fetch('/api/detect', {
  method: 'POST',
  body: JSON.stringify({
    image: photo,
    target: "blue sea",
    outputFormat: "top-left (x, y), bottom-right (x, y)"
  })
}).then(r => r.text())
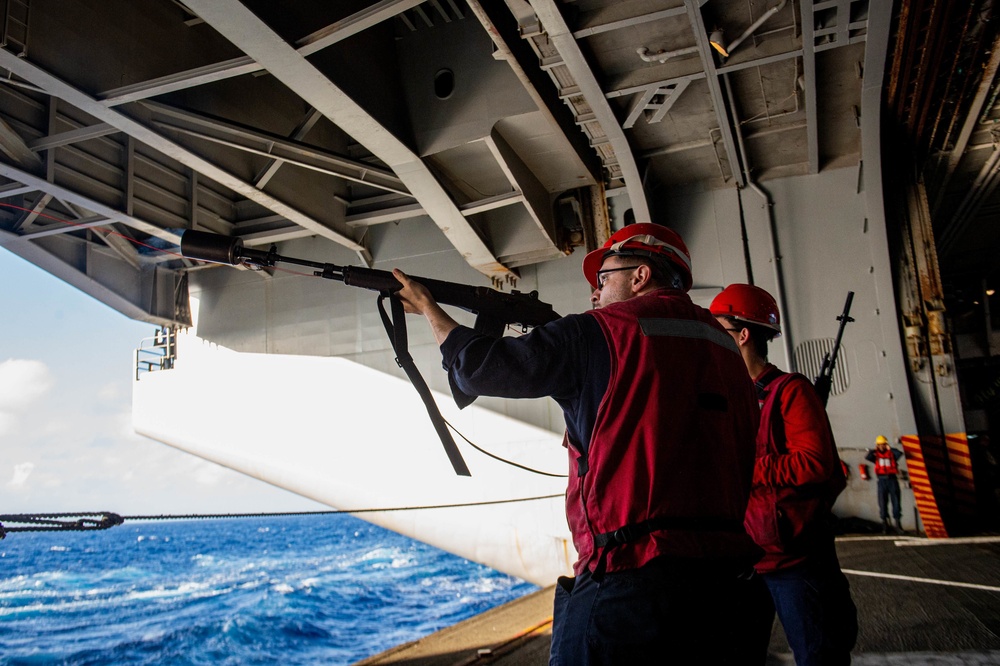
top-left (0, 514), bottom-right (539, 665)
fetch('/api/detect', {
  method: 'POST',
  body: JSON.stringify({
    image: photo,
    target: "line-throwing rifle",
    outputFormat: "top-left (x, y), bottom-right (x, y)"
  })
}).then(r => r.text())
top-left (181, 230), bottom-right (561, 477)
top-left (813, 291), bottom-right (855, 407)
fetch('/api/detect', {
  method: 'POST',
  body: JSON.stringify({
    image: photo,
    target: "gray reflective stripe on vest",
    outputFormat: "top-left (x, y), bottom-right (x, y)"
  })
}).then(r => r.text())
top-left (638, 318), bottom-right (740, 354)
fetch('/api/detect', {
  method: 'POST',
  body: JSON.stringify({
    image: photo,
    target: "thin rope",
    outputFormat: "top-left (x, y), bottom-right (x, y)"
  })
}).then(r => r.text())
top-left (446, 419), bottom-right (569, 478)
top-left (123, 494), bottom-right (564, 520)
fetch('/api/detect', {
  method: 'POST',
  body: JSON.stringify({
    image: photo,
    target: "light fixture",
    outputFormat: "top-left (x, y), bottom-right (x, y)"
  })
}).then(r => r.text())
top-left (988, 288), bottom-right (996, 296)
top-left (709, 30), bottom-right (729, 57)
top-left (708, 0), bottom-right (788, 59)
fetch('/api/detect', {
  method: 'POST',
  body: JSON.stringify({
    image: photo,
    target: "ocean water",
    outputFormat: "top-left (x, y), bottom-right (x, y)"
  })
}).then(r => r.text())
top-left (0, 514), bottom-right (539, 665)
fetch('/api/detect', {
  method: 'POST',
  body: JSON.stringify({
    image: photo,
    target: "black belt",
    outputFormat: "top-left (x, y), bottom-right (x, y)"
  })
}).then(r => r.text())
top-left (592, 515), bottom-right (744, 581)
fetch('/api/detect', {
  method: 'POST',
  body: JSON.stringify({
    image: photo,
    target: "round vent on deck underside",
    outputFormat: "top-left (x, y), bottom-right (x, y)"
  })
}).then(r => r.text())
top-left (434, 68), bottom-right (455, 99)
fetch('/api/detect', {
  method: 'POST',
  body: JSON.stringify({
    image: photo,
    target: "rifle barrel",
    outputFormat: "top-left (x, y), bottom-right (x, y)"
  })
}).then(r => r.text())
top-left (179, 230), bottom-right (560, 328)
top-left (828, 291), bottom-right (855, 361)
top-left (813, 290), bottom-right (855, 406)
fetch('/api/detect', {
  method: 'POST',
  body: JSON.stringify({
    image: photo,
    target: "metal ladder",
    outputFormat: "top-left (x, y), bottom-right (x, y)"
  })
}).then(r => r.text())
top-left (2, 0), bottom-right (29, 57)
top-left (135, 326), bottom-right (177, 380)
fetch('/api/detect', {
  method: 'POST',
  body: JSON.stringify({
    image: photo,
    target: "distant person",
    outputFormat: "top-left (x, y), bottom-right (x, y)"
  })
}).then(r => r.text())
top-left (866, 435), bottom-right (905, 533)
top-left (710, 283), bottom-right (857, 666)
top-left (393, 223), bottom-right (763, 664)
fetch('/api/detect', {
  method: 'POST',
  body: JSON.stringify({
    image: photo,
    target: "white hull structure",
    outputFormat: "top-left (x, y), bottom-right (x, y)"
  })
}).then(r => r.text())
top-left (133, 322), bottom-right (575, 586)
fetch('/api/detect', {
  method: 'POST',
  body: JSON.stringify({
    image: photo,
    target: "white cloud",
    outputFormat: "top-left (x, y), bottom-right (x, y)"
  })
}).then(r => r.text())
top-left (0, 359), bottom-right (54, 437)
top-left (0, 359), bottom-right (54, 410)
top-left (193, 461), bottom-right (226, 486)
top-left (97, 382), bottom-right (125, 403)
top-left (0, 412), bottom-right (14, 437)
top-left (9, 462), bottom-right (34, 487)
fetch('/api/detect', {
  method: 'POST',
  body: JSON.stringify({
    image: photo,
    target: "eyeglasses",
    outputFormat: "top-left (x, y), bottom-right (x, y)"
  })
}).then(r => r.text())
top-left (595, 265), bottom-right (641, 289)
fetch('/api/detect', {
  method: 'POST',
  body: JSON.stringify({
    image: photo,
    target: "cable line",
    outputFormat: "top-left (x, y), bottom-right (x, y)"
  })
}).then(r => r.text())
top-left (0, 494), bottom-right (564, 537)
top-left (446, 419), bottom-right (569, 478)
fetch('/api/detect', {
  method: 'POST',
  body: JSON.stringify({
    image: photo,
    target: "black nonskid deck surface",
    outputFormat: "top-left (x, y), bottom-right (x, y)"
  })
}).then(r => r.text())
top-left (803, 535), bottom-right (1000, 665)
top-left (359, 536), bottom-right (1000, 665)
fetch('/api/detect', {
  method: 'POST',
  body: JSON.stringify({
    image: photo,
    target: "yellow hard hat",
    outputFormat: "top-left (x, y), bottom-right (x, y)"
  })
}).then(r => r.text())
top-left (875, 435), bottom-right (889, 445)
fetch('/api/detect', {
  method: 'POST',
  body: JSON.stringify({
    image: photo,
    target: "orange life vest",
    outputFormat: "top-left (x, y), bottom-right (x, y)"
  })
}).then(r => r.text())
top-left (873, 448), bottom-right (899, 476)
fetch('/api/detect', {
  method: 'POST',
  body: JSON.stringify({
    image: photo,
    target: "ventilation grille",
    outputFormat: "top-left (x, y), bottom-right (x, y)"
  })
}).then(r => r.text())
top-left (793, 338), bottom-right (849, 397)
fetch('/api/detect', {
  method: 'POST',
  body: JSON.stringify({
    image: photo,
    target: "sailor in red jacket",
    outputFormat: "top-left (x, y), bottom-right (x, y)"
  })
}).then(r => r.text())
top-left (394, 225), bottom-right (762, 665)
top-left (711, 284), bottom-right (857, 666)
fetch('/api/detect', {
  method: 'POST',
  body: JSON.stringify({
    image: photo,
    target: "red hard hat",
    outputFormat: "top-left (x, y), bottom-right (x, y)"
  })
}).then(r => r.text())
top-left (709, 283), bottom-right (780, 332)
top-left (583, 223), bottom-right (692, 291)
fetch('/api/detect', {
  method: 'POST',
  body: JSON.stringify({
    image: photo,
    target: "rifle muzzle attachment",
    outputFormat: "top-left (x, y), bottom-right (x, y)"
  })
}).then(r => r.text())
top-left (181, 230), bottom-right (245, 266)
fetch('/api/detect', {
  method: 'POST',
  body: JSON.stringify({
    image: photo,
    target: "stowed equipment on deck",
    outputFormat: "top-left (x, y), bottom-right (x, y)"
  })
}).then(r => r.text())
top-left (180, 230), bottom-right (561, 477)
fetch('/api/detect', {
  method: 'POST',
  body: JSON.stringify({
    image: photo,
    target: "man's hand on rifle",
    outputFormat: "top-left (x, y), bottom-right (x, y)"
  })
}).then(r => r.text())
top-left (392, 268), bottom-right (435, 314)
top-left (392, 269), bottom-right (460, 345)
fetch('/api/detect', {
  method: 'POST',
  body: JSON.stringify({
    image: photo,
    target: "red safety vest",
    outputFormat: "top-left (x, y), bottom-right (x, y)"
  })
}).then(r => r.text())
top-left (873, 448), bottom-right (899, 476)
top-left (564, 289), bottom-right (761, 576)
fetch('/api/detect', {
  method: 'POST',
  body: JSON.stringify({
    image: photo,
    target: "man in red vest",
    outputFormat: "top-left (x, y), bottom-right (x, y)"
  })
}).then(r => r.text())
top-left (394, 224), bottom-right (763, 664)
top-left (866, 435), bottom-right (905, 533)
top-left (710, 283), bottom-right (857, 666)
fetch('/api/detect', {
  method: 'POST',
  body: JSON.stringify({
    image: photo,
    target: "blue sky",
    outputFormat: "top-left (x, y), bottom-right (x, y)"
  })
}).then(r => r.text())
top-left (0, 248), bottom-right (325, 517)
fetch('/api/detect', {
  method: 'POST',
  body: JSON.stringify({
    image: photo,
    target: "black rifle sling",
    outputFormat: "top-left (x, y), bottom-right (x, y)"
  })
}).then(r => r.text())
top-left (377, 294), bottom-right (472, 476)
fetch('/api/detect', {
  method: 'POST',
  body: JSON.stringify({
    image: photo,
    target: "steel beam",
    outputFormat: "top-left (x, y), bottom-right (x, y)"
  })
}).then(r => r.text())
top-left (466, 0), bottom-right (599, 187)
top-left (346, 202), bottom-right (427, 228)
top-left (623, 80), bottom-right (692, 129)
top-left (572, 7), bottom-right (688, 39)
top-left (0, 47), bottom-right (363, 252)
top-left (685, 0), bottom-right (744, 186)
top-left (931, 31), bottom-right (1000, 215)
top-left (0, 115), bottom-right (42, 169)
top-left (485, 130), bottom-right (559, 253)
top-left (346, 193), bottom-right (527, 228)
top-left (527, 0), bottom-right (650, 220)
top-left (182, 0), bottom-right (514, 281)
top-left (295, 0), bottom-right (428, 51)
top-left (99, 0), bottom-right (427, 106)
top-left (0, 183), bottom-right (35, 197)
top-left (607, 72), bottom-right (707, 100)
top-left (0, 161), bottom-right (180, 244)
top-left (20, 215), bottom-right (109, 239)
top-left (0, 222), bottom-right (187, 325)
top-left (801, 0), bottom-right (820, 173)
top-left (716, 48), bottom-right (803, 75)
top-left (144, 101), bottom-right (409, 196)
top-left (0, 172), bottom-right (190, 325)
top-left (27, 123), bottom-right (117, 151)
top-left (254, 108), bottom-right (323, 189)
